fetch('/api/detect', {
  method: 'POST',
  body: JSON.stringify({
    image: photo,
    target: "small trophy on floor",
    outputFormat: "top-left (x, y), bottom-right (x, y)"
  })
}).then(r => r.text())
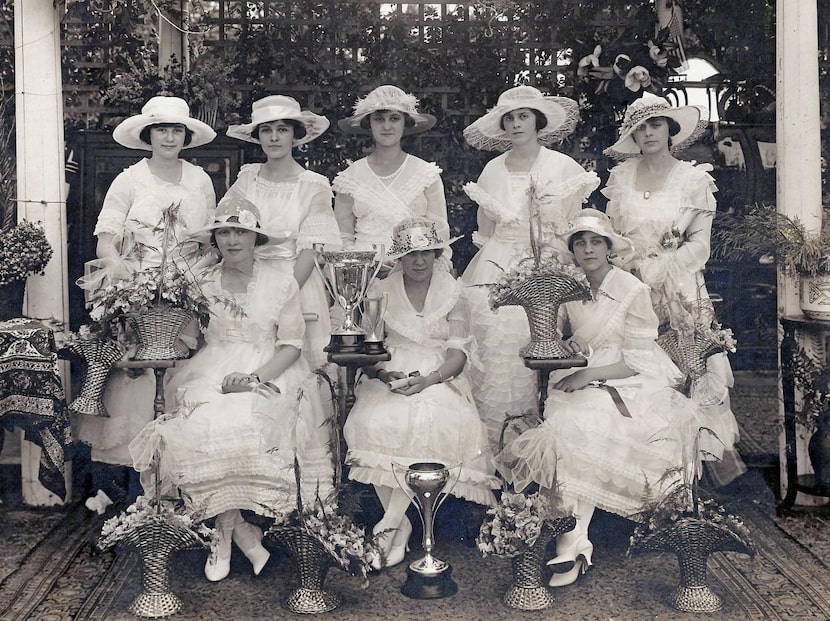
top-left (314, 244), bottom-right (383, 353)
top-left (394, 462), bottom-right (461, 599)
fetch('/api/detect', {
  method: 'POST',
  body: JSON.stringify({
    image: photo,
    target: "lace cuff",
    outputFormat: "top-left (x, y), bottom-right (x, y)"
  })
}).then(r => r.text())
top-left (463, 182), bottom-right (516, 224)
top-left (94, 209), bottom-right (128, 237)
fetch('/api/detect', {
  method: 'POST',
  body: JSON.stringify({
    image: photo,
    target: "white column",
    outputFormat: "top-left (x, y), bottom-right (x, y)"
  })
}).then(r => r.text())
top-left (13, 0), bottom-right (70, 506)
top-left (158, 0), bottom-right (188, 73)
top-left (776, 0), bottom-right (824, 505)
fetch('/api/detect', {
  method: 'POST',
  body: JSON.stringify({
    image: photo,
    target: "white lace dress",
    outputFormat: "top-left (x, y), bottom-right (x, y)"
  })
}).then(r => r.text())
top-left (604, 158), bottom-right (743, 484)
top-left (129, 260), bottom-right (333, 518)
top-left (75, 159), bottom-right (216, 466)
top-left (460, 148), bottom-right (599, 448)
top-left (343, 271), bottom-right (499, 506)
top-left (224, 165), bottom-right (341, 370)
top-left (498, 268), bottom-right (710, 517)
top-left (333, 155), bottom-right (450, 260)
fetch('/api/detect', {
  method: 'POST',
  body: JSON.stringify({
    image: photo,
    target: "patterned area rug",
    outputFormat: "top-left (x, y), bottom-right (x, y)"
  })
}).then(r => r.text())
top-left (731, 371), bottom-right (779, 459)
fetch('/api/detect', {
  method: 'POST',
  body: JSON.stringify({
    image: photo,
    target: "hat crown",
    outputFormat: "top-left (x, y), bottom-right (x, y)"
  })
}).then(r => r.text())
top-left (495, 85), bottom-right (546, 109)
top-left (214, 197), bottom-right (263, 228)
top-left (251, 95), bottom-right (303, 119)
top-left (141, 96), bottom-right (192, 119)
top-left (620, 98), bottom-right (674, 132)
top-left (353, 85), bottom-right (420, 117)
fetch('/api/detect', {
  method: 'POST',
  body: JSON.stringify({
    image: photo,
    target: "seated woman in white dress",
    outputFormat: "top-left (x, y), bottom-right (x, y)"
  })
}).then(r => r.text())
top-left (498, 209), bottom-right (713, 587)
top-left (130, 198), bottom-right (333, 582)
top-left (343, 217), bottom-right (499, 568)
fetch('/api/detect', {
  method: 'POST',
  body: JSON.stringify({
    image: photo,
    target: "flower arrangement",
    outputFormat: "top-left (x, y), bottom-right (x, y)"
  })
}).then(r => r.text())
top-left (97, 494), bottom-right (215, 552)
top-left (88, 261), bottom-right (212, 333)
top-left (267, 487), bottom-right (383, 586)
top-left (477, 490), bottom-right (561, 558)
top-left (0, 220), bottom-right (53, 286)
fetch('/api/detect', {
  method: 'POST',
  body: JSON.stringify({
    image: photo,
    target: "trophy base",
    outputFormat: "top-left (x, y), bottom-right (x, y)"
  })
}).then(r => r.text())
top-left (361, 340), bottom-right (387, 355)
top-left (324, 334), bottom-right (364, 353)
top-left (400, 564), bottom-right (458, 600)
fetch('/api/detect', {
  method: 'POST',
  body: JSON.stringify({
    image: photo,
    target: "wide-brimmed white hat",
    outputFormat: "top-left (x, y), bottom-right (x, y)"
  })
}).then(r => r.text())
top-left (603, 96), bottom-right (708, 160)
top-left (226, 95), bottom-right (330, 147)
top-left (337, 85), bottom-right (437, 136)
top-left (386, 216), bottom-right (462, 261)
top-left (463, 86), bottom-right (580, 151)
top-left (192, 196), bottom-right (292, 245)
top-left (559, 208), bottom-right (632, 257)
top-left (112, 96), bottom-right (216, 150)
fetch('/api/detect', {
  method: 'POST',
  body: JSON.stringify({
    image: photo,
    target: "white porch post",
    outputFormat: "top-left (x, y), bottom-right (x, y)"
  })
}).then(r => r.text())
top-left (776, 0), bottom-right (824, 504)
top-left (13, 0), bottom-right (70, 505)
top-left (158, 0), bottom-right (188, 73)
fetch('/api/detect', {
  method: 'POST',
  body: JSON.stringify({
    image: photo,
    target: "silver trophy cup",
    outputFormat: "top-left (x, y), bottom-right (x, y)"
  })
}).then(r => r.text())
top-left (313, 244), bottom-right (383, 352)
top-left (361, 293), bottom-right (388, 355)
top-left (393, 462), bottom-right (460, 599)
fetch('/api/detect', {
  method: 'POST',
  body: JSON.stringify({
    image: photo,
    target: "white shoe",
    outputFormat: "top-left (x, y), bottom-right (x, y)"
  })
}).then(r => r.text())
top-left (204, 510), bottom-right (241, 582)
top-left (232, 522), bottom-right (270, 576)
top-left (85, 490), bottom-right (113, 515)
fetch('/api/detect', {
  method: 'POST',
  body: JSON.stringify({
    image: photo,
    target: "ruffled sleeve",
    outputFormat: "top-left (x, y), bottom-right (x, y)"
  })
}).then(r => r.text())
top-left (674, 163), bottom-right (717, 274)
top-left (602, 159), bottom-right (637, 230)
top-left (295, 173), bottom-right (340, 251)
top-left (620, 283), bottom-right (683, 382)
top-left (275, 279), bottom-right (306, 350)
top-left (93, 166), bottom-right (136, 237)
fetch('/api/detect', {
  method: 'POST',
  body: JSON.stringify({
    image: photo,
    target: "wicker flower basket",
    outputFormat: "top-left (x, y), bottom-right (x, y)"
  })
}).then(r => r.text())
top-left (494, 273), bottom-right (592, 359)
top-left (129, 306), bottom-right (193, 361)
top-left (629, 517), bottom-right (754, 613)
top-left (656, 329), bottom-right (724, 381)
top-left (503, 515), bottom-right (577, 611)
top-left (267, 526), bottom-right (342, 614)
top-left (66, 337), bottom-right (123, 417)
top-left (120, 519), bottom-right (208, 618)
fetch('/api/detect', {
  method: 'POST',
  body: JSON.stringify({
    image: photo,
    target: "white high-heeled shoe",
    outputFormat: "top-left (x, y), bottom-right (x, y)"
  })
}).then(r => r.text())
top-left (546, 534), bottom-right (593, 587)
top-left (384, 519), bottom-right (412, 568)
top-left (232, 521), bottom-right (270, 576)
top-left (205, 511), bottom-right (242, 582)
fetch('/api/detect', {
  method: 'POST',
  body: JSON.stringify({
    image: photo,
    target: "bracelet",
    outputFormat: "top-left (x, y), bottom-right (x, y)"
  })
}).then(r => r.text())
top-left (249, 373), bottom-right (261, 384)
top-left (432, 369), bottom-right (444, 383)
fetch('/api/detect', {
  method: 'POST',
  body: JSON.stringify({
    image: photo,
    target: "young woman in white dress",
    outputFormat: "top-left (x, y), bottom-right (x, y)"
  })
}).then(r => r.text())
top-left (130, 198), bottom-right (333, 582)
top-left (333, 85), bottom-right (451, 268)
top-left (76, 96), bottom-right (216, 514)
top-left (343, 217), bottom-right (499, 568)
top-left (460, 86), bottom-right (600, 448)
top-left (224, 95), bottom-right (340, 370)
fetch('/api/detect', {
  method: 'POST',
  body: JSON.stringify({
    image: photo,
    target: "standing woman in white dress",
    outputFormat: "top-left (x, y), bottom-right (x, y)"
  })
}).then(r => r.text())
top-left (343, 217), bottom-right (499, 568)
top-left (602, 96), bottom-right (744, 485)
top-left (333, 85), bottom-right (451, 267)
top-left (224, 95), bottom-right (340, 370)
top-left (76, 96), bottom-right (216, 513)
top-left (460, 86), bottom-right (599, 448)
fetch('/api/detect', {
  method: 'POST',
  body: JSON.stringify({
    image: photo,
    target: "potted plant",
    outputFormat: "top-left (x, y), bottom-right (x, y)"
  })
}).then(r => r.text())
top-left (713, 202), bottom-right (830, 319)
top-left (97, 494), bottom-right (216, 618)
top-left (0, 220), bottom-right (53, 320)
top-left (781, 338), bottom-right (830, 486)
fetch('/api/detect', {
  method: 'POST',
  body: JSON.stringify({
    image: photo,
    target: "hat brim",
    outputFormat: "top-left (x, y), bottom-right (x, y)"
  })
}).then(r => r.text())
top-left (558, 221), bottom-right (632, 257)
top-left (190, 223), bottom-right (293, 246)
top-left (463, 97), bottom-right (580, 152)
top-left (112, 114), bottom-right (217, 151)
top-left (386, 235), bottom-right (463, 261)
top-left (603, 105), bottom-right (708, 160)
top-left (337, 110), bottom-right (437, 136)
top-left (226, 112), bottom-right (330, 147)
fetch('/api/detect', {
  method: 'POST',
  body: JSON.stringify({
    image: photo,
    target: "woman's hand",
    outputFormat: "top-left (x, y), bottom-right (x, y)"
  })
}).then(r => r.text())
top-left (392, 373), bottom-right (436, 396)
top-left (221, 372), bottom-right (258, 393)
top-left (552, 369), bottom-right (593, 393)
top-left (564, 336), bottom-right (589, 356)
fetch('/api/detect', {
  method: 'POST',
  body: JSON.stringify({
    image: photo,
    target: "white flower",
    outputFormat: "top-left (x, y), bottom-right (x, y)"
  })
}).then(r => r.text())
top-left (237, 209), bottom-right (258, 228)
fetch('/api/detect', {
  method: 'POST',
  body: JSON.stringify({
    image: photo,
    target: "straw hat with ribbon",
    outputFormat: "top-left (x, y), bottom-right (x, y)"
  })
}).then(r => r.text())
top-left (112, 96), bottom-right (216, 150)
top-left (337, 85), bottom-right (437, 136)
top-left (603, 96), bottom-right (708, 160)
top-left (226, 95), bottom-right (330, 147)
top-left (463, 85), bottom-right (580, 152)
top-left (192, 197), bottom-right (292, 246)
top-left (558, 208), bottom-right (633, 258)
top-left (386, 217), bottom-right (462, 261)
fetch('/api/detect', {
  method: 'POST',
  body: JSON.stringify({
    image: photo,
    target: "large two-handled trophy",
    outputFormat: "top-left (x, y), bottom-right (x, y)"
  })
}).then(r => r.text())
top-left (393, 462), bottom-right (461, 599)
top-left (314, 244), bottom-right (384, 353)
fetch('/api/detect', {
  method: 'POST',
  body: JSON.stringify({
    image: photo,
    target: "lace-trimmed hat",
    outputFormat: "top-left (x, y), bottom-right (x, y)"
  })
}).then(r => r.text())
top-left (337, 85), bottom-right (437, 136)
top-left (387, 217), bottom-right (462, 261)
top-left (603, 96), bottom-right (708, 160)
top-left (227, 95), bottom-right (330, 146)
top-left (193, 197), bottom-right (292, 245)
top-left (559, 208), bottom-right (632, 256)
top-left (463, 86), bottom-right (580, 152)
top-left (112, 96), bottom-right (216, 150)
